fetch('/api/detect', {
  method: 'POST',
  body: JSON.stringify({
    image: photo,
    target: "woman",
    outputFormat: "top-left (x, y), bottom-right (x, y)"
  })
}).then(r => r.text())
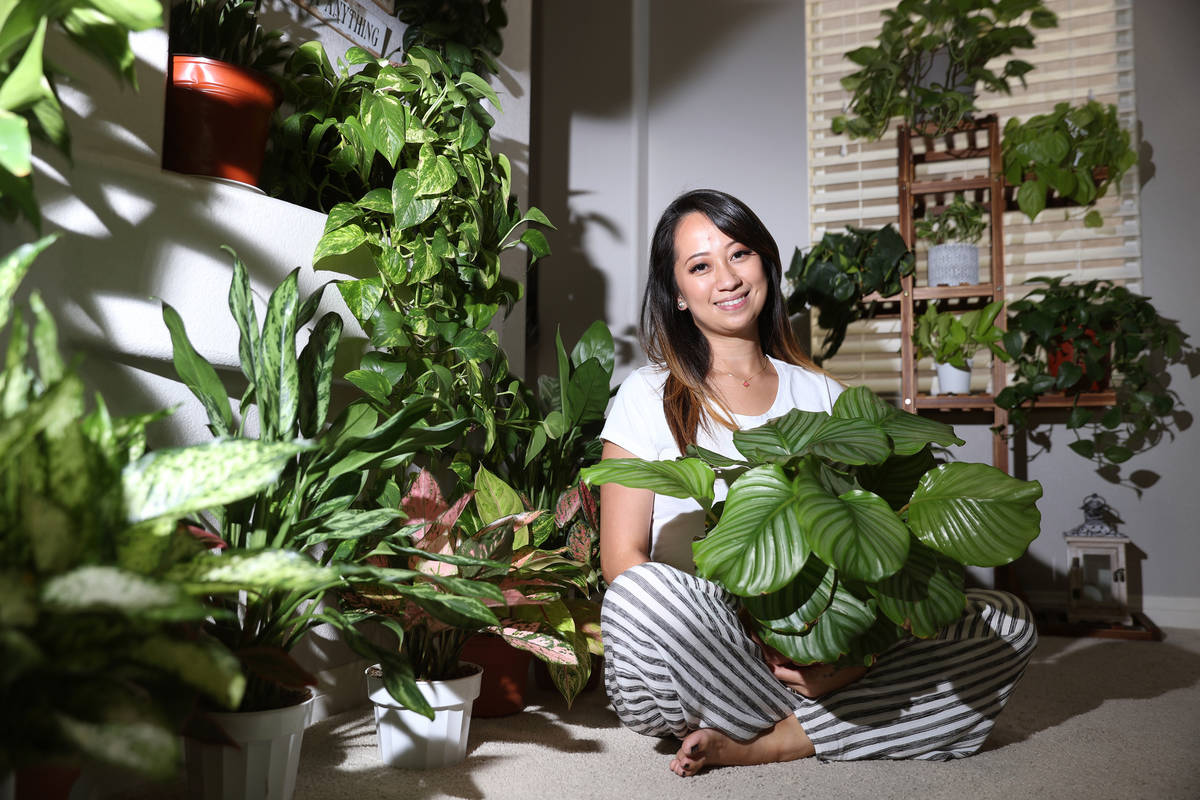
top-left (598, 189), bottom-right (1037, 777)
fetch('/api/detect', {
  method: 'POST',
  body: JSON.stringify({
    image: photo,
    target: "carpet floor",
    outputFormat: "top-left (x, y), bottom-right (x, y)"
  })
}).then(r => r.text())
top-left (105, 627), bottom-right (1200, 800)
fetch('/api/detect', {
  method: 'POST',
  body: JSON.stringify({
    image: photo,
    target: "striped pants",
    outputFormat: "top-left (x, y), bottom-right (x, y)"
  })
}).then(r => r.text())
top-left (601, 561), bottom-right (1038, 761)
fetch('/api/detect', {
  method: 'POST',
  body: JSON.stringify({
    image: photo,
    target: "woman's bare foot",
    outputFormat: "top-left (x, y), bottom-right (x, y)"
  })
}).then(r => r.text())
top-left (669, 714), bottom-right (815, 777)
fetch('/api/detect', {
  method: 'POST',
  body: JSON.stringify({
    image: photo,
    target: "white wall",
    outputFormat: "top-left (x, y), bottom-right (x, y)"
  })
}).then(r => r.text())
top-left (532, 0), bottom-right (809, 381)
top-left (533, 2), bottom-right (1200, 626)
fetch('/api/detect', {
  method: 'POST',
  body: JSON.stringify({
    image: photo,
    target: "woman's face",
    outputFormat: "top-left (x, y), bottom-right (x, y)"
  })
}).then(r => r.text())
top-left (672, 211), bottom-right (768, 343)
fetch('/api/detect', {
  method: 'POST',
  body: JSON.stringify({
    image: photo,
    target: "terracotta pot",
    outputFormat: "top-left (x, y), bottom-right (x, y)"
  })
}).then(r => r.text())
top-left (14, 765), bottom-right (80, 800)
top-left (460, 635), bottom-right (532, 717)
top-left (162, 55), bottom-right (281, 188)
top-left (1047, 329), bottom-right (1111, 393)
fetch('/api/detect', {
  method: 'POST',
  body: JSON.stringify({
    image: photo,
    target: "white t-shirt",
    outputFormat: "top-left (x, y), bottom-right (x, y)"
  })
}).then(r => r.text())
top-left (600, 356), bottom-right (842, 573)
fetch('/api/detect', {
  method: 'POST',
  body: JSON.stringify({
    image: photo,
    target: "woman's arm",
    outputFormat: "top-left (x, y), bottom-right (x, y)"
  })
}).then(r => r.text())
top-left (598, 441), bottom-right (656, 584)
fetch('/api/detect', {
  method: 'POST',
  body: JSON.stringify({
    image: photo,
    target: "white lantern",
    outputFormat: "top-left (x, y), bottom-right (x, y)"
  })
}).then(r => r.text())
top-left (1064, 494), bottom-right (1132, 626)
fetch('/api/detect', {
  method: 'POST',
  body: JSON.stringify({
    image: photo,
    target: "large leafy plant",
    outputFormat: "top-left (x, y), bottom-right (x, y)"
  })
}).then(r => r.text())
top-left (349, 466), bottom-right (600, 706)
top-left (159, 249), bottom-right (483, 714)
top-left (0, 240), bottom-right (304, 779)
top-left (832, 0), bottom-right (1057, 140)
top-left (1002, 100), bottom-right (1137, 227)
top-left (582, 387), bottom-right (1043, 665)
top-left (996, 276), bottom-right (1191, 474)
top-left (0, 0), bottom-right (161, 228)
top-left (786, 224), bottom-right (915, 364)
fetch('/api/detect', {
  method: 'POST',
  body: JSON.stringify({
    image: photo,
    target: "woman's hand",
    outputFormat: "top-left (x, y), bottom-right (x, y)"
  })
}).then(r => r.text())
top-left (752, 627), bottom-right (869, 698)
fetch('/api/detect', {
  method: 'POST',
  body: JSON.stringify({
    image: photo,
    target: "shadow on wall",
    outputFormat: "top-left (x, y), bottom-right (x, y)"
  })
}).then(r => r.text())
top-left (530, 1), bottom-right (779, 378)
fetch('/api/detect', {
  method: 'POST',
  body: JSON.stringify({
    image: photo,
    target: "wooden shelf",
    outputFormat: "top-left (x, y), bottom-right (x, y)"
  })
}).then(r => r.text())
top-left (907, 176), bottom-right (994, 196)
top-left (915, 394), bottom-right (999, 411)
top-left (912, 283), bottom-right (1002, 301)
top-left (1026, 391), bottom-right (1118, 409)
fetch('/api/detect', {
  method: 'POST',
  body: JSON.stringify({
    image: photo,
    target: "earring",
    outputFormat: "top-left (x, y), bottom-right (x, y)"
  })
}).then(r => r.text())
top-left (677, 299), bottom-right (687, 310)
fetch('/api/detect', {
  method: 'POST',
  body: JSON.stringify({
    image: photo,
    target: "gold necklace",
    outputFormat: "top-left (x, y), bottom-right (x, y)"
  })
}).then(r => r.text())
top-left (714, 355), bottom-right (770, 388)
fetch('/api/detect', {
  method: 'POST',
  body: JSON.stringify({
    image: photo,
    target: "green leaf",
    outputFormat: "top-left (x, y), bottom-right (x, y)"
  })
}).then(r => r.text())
top-left (760, 585), bottom-right (877, 665)
top-left (130, 634), bottom-right (246, 710)
top-left (345, 368), bottom-right (393, 404)
top-left (161, 302), bottom-right (233, 437)
top-left (297, 312), bottom-right (342, 437)
top-left (314, 224), bottom-right (368, 263)
top-left (869, 539), bottom-right (966, 638)
top-left (799, 478), bottom-right (910, 583)
top-left (569, 320), bottom-right (615, 374)
top-left (1017, 178), bottom-right (1048, 221)
top-left (361, 93), bottom-right (406, 166)
top-left (474, 466), bottom-right (525, 524)
top-left (257, 271), bottom-right (301, 439)
top-left (225, 249), bottom-right (260, 389)
top-left (742, 556), bottom-right (834, 634)
top-left (458, 70), bottom-right (501, 108)
top-left (908, 463), bottom-right (1042, 567)
top-left (734, 410), bottom-right (893, 465)
top-left (1, 235), bottom-right (57, 328)
top-left (41, 566), bottom-right (210, 621)
top-left (0, 109), bottom-right (31, 176)
top-left (416, 144), bottom-right (458, 196)
top-left (693, 465), bottom-right (812, 595)
top-left (123, 440), bottom-right (309, 524)
top-left (391, 169), bottom-right (440, 230)
top-left (579, 458), bottom-right (715, 504)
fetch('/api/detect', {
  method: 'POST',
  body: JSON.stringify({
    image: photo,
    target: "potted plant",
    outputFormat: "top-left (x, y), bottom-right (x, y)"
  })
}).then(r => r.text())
top-left (996, 276), bottom-right (1191, 472)
top-left (915, 193), bottom-right (986, 286)
top-left (1002, 100), bottom-right (1138, 227)
top-left (832, 0), bottom-right (1057, 140)
top-left (581, 386), bottom-right (1043, 666)
top-left (349, 464), bottom-right (599, 768)
top-left (0, 240), bottom-right (305, 799)
top-left (913, 300), bottom-right (1009, 395)
top-left (164, 0), bottom-right (293, 187)
top-left (158, 250), bottom-right (487, 799)
top-left (785, 224), bottom-right (915, 364)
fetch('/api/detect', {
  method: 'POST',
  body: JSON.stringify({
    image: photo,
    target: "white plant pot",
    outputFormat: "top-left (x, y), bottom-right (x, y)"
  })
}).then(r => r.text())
top-left (365, 662), bottom-right (483, 769)
top-left (935, 360), bottom-right (973, 395)
top-left (184, 695), bottom-right (314, 800)
top-left (928, 242), bottom-right (979, 286)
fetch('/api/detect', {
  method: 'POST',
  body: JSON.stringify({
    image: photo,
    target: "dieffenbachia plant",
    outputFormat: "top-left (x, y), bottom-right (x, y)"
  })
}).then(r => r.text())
top-left (0, 239), bottom-right (306, 779)
top-left (581, 386), bottom-right (1043, 665)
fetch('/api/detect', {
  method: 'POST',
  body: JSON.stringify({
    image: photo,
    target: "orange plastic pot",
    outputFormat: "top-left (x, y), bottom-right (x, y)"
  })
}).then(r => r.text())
top-left (162, 55), bottom-right (281, 187)
top-left (460, 634), bottom-right (532, 717)
top-left (1047, 328), bottom-right (1111, 393)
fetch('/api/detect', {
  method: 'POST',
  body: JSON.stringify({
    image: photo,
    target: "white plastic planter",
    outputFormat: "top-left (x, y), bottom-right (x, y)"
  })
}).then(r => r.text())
top-left (935, 360), bottom-right (973, 395)
top-left (928, 243), bottom-right (979, 286)
top-left (184, 695), bottom-right (314, 800)
top-left (365, 662), bottom-right (483, 769)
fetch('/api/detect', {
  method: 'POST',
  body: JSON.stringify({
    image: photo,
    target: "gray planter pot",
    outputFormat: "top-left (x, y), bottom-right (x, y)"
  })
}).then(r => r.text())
top-left (928, 243), bottom-right (980, 286)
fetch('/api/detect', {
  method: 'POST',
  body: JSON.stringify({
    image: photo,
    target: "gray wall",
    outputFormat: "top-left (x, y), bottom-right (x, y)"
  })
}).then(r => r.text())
top-left (533, 2), bottom-right (1200, 626)
top-left (532, 0), bottom-right (809, 381)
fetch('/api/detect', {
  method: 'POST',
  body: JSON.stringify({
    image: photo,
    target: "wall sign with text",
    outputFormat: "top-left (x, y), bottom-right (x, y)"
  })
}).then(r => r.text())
top-left (287, 0), bottom-right (405, 59)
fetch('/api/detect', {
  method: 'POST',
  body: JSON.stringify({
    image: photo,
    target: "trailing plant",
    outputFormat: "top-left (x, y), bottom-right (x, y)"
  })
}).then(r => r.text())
top-left (348, 466), bottom-right (601, 706)
top-left (914, 193), bottom-right (986, 245)
top-left (0, 240), bottom-right (305, 779)
top-left (159, 249), bottom-right (490, 717)
top-left (0, 0), bottom-right (161, 228)
top-left (581, 386), bottom-right (1043, 666)
top-left (913, 300), bottom-right (1009, 369)
top-left (832, 0), bottom-right (1057, 140)
top-left (785, 224), bottom-right (915, 364)
top-left (996, 276), bottom-right (1191, 472)
top-left (395, 0), bottom-right (507, 78)
top-left (1002, 100), bottom-right (1137, 227)
top-left (168, 0), bottom-right (292, 73)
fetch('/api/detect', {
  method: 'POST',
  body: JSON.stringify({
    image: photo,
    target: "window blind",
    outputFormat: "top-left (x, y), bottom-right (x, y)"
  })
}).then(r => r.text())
top-left (805, 0), bottom-right (1139, 395)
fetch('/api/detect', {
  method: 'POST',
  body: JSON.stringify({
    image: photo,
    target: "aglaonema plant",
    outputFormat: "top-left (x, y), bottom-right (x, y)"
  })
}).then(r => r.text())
top-left (349, 465), bottom-right (600, 706)
top-left (581, 386), bottom-right (1043, 665)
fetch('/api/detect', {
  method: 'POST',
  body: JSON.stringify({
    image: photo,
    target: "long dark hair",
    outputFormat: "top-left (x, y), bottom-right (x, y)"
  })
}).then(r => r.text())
top-left (640, 189), bottom-right (817, 452)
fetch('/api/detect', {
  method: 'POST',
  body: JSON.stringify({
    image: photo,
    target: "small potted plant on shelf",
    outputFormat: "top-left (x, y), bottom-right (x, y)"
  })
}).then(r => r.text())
top-left (832, 0), bottom-right (1058, 140)
top-left (349, 465), bottom-right (598, 768)
top-left (581, 387), bottom-right (1043, 666)
top-left (165, 0), bottom-right (294, 186)
top-left (913, 300), bottom-right (1009, 395)
top-left (915, 193), bottom-right (986, 286)
top-left (785, 224), bottom-right (915, 364)
top-left (1002, 100), bottom-right (1138, 227)
top-left (996, 276), bottom-right (1191, 472)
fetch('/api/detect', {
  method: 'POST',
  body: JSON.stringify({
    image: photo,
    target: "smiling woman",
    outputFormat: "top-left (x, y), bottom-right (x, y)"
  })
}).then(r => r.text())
top-left (594, 188), bottom-right (1038, 777)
